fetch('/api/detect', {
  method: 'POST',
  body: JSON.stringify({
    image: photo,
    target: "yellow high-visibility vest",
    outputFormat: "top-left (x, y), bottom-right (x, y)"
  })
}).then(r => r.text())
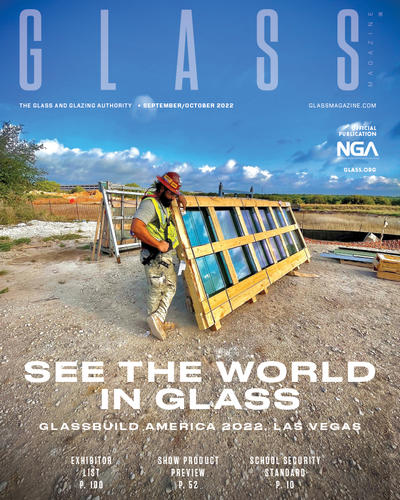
top-left (145, 196), bottom-right (179, 249)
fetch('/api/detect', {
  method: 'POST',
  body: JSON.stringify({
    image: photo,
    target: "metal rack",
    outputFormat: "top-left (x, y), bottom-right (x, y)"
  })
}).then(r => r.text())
top-left (92, 182), bottom-right (143, 263)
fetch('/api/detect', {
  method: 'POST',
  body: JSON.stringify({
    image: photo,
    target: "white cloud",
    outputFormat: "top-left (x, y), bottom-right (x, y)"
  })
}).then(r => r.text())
top-left (199, 165), bottom-right (216, 173)
top-left (38, 139), bottom-right (72, 156)
top-left (328, 175), bottom-right (339, 185)
top-left (128, 147), bottom-right (140, 158)
top-left (174, 162), bottom-right (190, 174)
top-left (361, 175), bottom-right (400, 187)
top-left (38, 139), bottom-right (142, 161)
top-left (242, 165), bottom-right (272, 181)
top-left (141, 150), bottom-right (155, 162)
top-left (35, 138), bottom-right (400, 196)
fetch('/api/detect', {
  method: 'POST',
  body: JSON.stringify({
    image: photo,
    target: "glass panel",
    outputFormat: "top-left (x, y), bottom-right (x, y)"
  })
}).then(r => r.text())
top-left (241, 208), bottom-right (262, 234)
top-left (216, 252), bottom-right (233, 288)
top-left (275, 235), bottom-right (287, 259)
top-left (283, 232), bottom-right (297, 255)
top-left (202, 208), bottom-right (218, 242)
top-left (216, 208), bottom-right (243, 239)
top-left (253, 241), bottom-right (274, 268)
top-left (291, 230), bottom-right (305, 250)
top-left (228, 245), bottom-right (255, 281)
top-left (183, 209), bottom-right (212, 246)
top-left (272, 207), bottom-right (286, 227)
top-left (269, 236), bottom-right (286, 261)
top-left (261, 240), bottom-right (274, 265)
top-left (282, 207), bottom-right (295, 225)
top-left (259, 208), bottom-right (275, 230)
top-left (196, 254), bottom-right (227, 297)
top-left (269, 237), bottom-right (280, 261)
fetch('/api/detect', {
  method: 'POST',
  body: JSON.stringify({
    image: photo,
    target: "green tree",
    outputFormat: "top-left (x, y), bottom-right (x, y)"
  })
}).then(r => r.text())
top-left (35, 180), bottom-right (61, 192)
top-left (374, 196), bottom-right (391, 205)
top-left (0, 122), bottom-right (45, 199)
top-left (69, 185), bottom-right (85, 194)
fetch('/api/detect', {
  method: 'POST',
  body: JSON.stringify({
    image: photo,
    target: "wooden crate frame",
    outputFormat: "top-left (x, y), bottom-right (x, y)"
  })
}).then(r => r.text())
top-left (171, 196), bottom-right (311, 330)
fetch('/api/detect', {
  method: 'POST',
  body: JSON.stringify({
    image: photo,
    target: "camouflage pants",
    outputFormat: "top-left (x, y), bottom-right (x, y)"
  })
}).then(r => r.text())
top-left (143, 252), bottom-right (177, 323)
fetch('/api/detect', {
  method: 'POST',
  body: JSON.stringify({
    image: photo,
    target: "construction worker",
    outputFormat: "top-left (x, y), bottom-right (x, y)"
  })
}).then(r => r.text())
top-left (131, 172), bottom-right (186, 340)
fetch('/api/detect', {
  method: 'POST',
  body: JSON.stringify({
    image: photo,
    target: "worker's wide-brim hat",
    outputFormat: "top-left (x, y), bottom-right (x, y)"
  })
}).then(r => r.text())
top-left (156, 173), bottom-right (181, 195)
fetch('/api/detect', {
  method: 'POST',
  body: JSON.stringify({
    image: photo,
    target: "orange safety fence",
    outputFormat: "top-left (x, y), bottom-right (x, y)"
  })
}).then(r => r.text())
top-left (32, 202), bottom-right (101, 221)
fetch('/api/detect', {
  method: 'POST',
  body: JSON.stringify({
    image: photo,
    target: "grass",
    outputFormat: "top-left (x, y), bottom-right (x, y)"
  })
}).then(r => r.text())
top-left (0, 270), bottom-right (8, 276)
top-left (13, 237), bottom-right (31, 245)
top-left (0, 237), bottom-right (31, 252)
top-left (0, 242), bottom-right (13, 252)
top-left (0, 287), bottom-right (9, 294)
top-left (77, 244), bottom-right (91, 250)
top-left (0, 202), bottom-right (65, 225)
top-left (42, 233), bottom-right (83, 242)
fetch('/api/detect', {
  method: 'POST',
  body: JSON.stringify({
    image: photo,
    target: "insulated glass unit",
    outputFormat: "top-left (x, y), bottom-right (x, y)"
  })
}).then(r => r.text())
top-left (283, 232), bottom-right (297, 255)
top-left (291, 230), bottom-right (305, 250)
top-left (269, 236), bottom-right (287, 261)
top-left (183, 208), bottom-right (216, 246)
top-left (259, 208), bottom-right (276, 230)
top-left (196, 253), bottom-right (232, 297)
top-left (272, 207), bottom-right (286, 227)
top-left (282, 207), bottom-right (295, 225)
top-left (215, 208), bottom-right (243, 239)
top-left (241, 208), bottom-right (262, 234)
top-left (253, 240), bottom-right (274, 268)
top-left (228, 245), bottom-right (256, 281)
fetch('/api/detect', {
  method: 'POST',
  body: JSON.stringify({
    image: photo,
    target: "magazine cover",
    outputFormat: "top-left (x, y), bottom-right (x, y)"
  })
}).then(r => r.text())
top-left (0, 0), bottom-right (399, 499)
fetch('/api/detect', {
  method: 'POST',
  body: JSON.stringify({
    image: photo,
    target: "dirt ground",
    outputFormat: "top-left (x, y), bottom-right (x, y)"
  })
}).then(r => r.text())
top-left (0, 239), bottom-right (399, 500)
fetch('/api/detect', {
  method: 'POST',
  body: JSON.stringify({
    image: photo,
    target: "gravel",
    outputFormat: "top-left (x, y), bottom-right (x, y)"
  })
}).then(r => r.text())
top-left (0, 220), bottom-right (96, 239)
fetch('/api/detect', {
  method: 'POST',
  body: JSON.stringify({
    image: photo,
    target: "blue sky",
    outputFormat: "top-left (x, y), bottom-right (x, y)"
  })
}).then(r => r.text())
top-left (1, 0), bottom-right (399, 195)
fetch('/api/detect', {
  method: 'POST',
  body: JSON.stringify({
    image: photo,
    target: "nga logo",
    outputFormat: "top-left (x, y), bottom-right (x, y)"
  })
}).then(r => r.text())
top-left (337, 141), bottom-right (379, 158)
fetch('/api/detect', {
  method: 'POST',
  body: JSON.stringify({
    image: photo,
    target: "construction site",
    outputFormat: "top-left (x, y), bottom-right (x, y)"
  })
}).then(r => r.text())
top-left (0, 185), bottom-right (399, 500)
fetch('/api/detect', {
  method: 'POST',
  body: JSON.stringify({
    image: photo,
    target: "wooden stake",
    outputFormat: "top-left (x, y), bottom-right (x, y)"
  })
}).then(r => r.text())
top-left (96, 206), bottom-right (105, 261)
top-left (91, 205), bottom-right (103, 261)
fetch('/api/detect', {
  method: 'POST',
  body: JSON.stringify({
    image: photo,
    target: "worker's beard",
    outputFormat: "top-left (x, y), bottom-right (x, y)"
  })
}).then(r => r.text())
top-left (159, 191), bottom-right (172, 207)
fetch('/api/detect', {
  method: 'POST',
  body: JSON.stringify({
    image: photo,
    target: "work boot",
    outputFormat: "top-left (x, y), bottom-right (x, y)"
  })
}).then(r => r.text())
top-left (163, 321), bottom-right (177, 331)
top-left (147, 314), bottom-right (166, 341)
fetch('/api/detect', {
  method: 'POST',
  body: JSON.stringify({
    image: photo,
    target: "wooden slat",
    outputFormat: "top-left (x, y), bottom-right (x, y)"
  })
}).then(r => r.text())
top-left (192, 243), bottom-right (213, 259)
top-left (184, 197), bottom-right (201, 208)
top-left (171, 203), bottom-right (192, 250)
top-left (208, 207), bottom-right (239, 284)
top-left (266, 250), bottom-right (309, 285)
top-left (230, 280), bottom-right (269, 310)
top-left (241, 199), bottom-right (290, 208)
top-left (253, 225), bottom-right (297, 241)
top-left (199, 290), bottom-right (230, 314)
top-left (377, 271), bottom-right (400, 282)
top-left (227, 270), bottom-right (268, 299)
top-left (235, 207), bottom-right (261, 272)
top-left (212, 234), bottom-right (255, 253)
top-left (195, 196), bottom-right (244, 207)
top-left (377, 262), bottom-right (400, 273)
